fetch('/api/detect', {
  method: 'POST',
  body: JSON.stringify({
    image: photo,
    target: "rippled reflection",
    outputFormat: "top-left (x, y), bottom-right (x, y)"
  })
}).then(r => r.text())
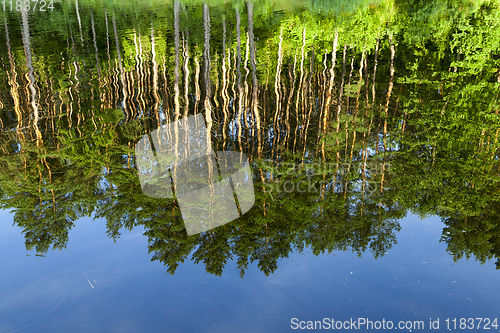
top-left (0, 0), bottom-right (499, 278)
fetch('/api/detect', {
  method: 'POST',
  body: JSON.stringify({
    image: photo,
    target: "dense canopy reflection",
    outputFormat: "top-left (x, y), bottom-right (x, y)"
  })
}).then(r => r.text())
top-left (0, 0), bottom-right (499, 277)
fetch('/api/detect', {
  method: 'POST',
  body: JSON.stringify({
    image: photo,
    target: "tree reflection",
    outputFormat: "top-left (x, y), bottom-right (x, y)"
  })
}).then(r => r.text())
top-left (0, 0), bottom-right (499, 276)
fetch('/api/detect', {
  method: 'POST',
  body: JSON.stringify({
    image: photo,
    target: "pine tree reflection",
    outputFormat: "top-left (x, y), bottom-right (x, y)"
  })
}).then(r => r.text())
top-left (0, 1), bottom-right (498, 276)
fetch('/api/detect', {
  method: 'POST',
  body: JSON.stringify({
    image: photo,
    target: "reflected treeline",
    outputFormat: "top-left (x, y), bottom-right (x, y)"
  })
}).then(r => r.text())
top-left (0, 0), bottom-right (499, 276)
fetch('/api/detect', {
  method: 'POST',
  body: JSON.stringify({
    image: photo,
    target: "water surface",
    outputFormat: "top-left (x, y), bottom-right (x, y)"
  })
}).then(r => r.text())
top-left (0, 0), bottom-right (500, 331)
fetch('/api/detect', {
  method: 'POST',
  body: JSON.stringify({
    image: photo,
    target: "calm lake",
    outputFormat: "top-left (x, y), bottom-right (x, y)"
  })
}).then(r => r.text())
top-left (1, 0), bottom-right (500, 332)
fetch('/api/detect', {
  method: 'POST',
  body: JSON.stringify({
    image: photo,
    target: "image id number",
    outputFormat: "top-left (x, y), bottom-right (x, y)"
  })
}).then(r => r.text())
top-left (1, 0), bottom-right (54, 11)
top-left (445, 318), bottom-right (499, 330)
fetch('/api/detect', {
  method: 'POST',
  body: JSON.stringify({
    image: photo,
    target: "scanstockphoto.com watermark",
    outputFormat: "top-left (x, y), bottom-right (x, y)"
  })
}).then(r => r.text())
top-left (291, 317), bottom-right (499, 330)
top-left (291, 317), bottom-right (427, 330)
top-left (257, 160), bottom-right (392, 194)
top-left (258, 161), bottom-right (391, 177)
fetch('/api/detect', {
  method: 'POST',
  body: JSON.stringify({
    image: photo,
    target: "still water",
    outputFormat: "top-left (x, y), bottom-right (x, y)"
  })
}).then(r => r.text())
top-left (0, 0), bottom-right (500, 331)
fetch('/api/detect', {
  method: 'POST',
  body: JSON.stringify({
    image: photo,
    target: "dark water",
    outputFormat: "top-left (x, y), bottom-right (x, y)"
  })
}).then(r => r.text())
top-left (0, 0), bottom-right (500, 331)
